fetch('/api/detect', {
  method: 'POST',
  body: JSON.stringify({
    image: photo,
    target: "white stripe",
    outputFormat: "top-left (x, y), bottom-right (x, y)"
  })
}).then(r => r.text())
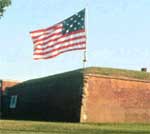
top-left (33, 44), bottom-right (85, 59)
top-left (34, 32), bottom-right (86, 47)
top-left (30, 32), bottom-right (45, 38)
top-left (34, 33), bottom-right (62, 46)
top-left (30, 24), bottom-right (62, 37)
top-left (31, 28), bottom-right (62, 42)
top-left (34, 38), bottom-right (86, 53)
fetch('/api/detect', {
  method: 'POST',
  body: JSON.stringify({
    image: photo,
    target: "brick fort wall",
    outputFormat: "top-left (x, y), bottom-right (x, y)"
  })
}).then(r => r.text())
top-left (80, 74), bottom-right (150, 123)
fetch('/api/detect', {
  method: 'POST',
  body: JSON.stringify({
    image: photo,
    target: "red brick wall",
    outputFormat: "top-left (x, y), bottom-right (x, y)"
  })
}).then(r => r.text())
top-left (2, 81), bottom-right (19, 92)
top-left (4, 72), bottom-right (83, 122)
top-left (1, 80), bottom-right (20, 118)
top-left (81, 75), bottom-right (150, 123)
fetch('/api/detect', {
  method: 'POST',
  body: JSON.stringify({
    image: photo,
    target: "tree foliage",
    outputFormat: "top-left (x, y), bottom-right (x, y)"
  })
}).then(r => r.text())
top-left (0, 0), bottom-right (11, 17)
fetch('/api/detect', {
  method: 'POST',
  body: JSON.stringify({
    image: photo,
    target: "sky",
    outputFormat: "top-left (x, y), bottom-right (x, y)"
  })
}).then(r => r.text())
top-left (1, 0), bottom-right (150, 81)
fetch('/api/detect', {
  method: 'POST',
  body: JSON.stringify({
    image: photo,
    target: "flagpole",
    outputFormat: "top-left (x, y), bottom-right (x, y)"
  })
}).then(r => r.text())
top-left (83, 4), bottom-right (88, 68)
top-left (83, 51), bottom-right (87, 68)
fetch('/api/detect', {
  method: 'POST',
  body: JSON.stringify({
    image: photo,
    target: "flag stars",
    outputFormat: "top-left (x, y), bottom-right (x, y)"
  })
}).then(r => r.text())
top-left (70, 24), bottom-right (73, 28)
top-left (74, 27), bottom-right (77, 30)
top-left (70, 17), bottom-right (74, 21)
top-left (62, 9), bottom-right (85, 34)
top-left (78, 22), bottom-right (81, 25)
top-left (74, 20), bottom-right (77, 23)
top-left (66, 29), bottom-right (70, 33)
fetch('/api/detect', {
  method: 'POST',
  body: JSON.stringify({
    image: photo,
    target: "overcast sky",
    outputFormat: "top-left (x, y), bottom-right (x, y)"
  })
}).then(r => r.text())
top-left (1, 0), bottom-right (150, 81)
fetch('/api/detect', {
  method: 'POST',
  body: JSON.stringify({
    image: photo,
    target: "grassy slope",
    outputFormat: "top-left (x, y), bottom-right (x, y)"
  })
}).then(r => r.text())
top-left (17, 67), bottom-right (150, 86)
top-left (12, 68), bottom-right (83, 89)
top-left (83, 67), bottom-right (150, 80)
top-left (1, 120), bottom-right (150, 134)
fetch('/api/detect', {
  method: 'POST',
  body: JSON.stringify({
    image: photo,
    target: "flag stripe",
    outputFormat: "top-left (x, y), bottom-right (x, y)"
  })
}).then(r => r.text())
top-left (32, 29), bottom-right (86, 59)
top-left (34, 41), bottom-right (86, 55)
top-left (33, 32), bottom-right (62, 44)
top-left (32, 28), bottom-right (62, 41)
top-left (30, 24), bottom-right (62, 35)
top-left (34, 47), bottom-right (86, 60)
top-left (34, 30), bottom-right (85, 47)
top-left (33, 29), bottom-right (85, 45)
top-left (34, 35), bottom-right (86, 50)
top-left (34, 39), bottom-right (86, 54)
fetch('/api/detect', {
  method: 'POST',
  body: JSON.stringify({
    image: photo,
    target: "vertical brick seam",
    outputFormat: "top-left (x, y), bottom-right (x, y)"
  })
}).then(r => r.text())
top-left (80, 75), bottom-right (89, 122)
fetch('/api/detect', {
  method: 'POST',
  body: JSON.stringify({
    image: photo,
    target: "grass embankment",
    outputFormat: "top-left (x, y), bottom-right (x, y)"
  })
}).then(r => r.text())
top-left (1, 120), bottom-right (150, 134)
top-left (30, 67), bottom-right (150, 83)
top-left (83, 67), bottom-right (150, 80)
top-left (12, 67), bottom-right (150, 88)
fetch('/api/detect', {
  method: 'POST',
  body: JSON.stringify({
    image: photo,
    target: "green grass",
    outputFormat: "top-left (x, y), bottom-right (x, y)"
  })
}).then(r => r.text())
top-left (10, 67), bottom-right (150, 91)
top-left (83, 67), bottom-right (150, 80)
top-left (25, 67), bottom-right (150, 83)
top-left (1, 120), bottom-right (150, 134)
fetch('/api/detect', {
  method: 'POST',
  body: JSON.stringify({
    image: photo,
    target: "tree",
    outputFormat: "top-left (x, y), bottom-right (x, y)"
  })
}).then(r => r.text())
top-left (0, 0), bottom-right (11, 17)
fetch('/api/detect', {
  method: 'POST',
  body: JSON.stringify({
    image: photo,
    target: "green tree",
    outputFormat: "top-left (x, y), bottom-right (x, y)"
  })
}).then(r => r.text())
top-left (0, 0), bottom-right (11, 17)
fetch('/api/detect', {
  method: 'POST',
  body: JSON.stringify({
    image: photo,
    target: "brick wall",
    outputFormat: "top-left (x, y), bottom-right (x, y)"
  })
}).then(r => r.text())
top-left (81, 74), bottom-right (150, 123)
top-left (4, 72), bottom-right (83, 122)
top-left (2, 81), bottom-right (19, 92)
top-left (0, 80), bottom-right (20, 119)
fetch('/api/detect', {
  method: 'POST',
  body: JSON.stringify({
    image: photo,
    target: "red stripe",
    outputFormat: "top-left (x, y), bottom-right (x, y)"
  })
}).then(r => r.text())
top-left (34, 29), bottom-right (86, 46)
top-left (34, 47), bottom-right (86, 60)
top-left (30, 28), bottom-right (45, 34)
top-left (32, 32), bottom-right (62, 41)
top-left (34, 35), bottom-right (86, 51)
top-left (45, 24), bottom-right (62, 31)
top-left (34, 42), bottom-right (86, 55)
top-left (33, 32), bottom-right (62, 44)
top-left (30, 24), bottom-right (62, 34)
top-left (31, 27), bottom-right (62, 39)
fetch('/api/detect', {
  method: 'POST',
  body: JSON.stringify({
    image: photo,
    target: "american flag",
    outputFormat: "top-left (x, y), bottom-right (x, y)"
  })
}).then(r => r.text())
top-left (30, 9), bottom-right (86, 60)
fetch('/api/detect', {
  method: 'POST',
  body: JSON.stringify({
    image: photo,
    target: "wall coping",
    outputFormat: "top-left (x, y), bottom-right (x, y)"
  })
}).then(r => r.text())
top-left (2, 80), bottom-right (21, 83)
top-left (84, 73), bottom-right (150, 83)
